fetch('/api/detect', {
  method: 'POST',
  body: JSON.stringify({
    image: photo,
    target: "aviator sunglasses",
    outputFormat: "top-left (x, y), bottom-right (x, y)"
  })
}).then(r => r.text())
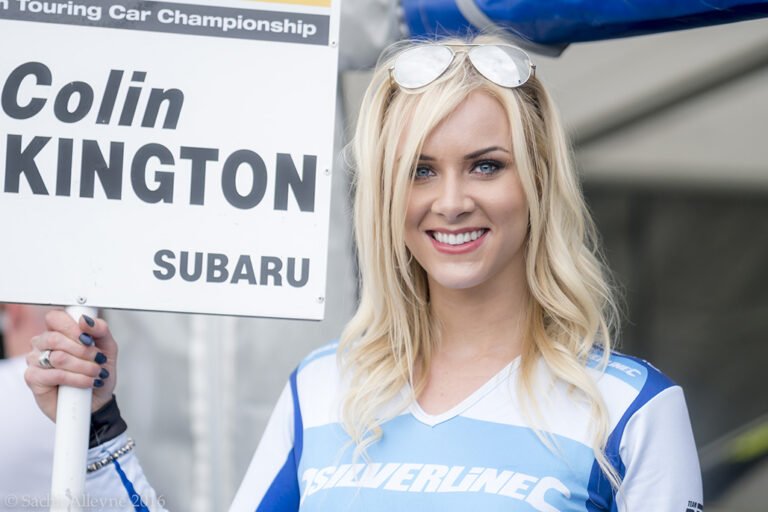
top-left (390, 43), bottom-right (536, 90)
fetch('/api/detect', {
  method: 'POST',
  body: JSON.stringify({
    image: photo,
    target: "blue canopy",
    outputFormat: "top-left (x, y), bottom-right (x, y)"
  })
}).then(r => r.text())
top-left (402, 1), bottom-right (768, 54)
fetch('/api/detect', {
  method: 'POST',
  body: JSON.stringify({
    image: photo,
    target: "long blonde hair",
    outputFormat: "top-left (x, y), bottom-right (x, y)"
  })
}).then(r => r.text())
top-left (339, 34), bottom-right (621, 489)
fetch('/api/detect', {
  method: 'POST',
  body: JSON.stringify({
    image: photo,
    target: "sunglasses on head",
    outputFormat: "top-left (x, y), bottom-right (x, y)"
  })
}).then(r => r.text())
top-left (389, 43), bottom-right (536, 91)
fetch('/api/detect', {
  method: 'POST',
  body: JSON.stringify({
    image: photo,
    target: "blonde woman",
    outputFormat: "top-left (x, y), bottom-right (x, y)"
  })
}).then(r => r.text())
top-left (26, 35), bottom-right (703, 511)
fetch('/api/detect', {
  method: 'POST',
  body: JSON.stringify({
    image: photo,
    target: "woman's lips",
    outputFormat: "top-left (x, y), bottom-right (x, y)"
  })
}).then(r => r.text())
top-left (428, 228), bottom-right (489, 254)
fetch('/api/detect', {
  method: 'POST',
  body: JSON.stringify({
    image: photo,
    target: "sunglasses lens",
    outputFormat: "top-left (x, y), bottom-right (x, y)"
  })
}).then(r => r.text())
top-left (468, 45), bottom-right (532, 88)
top-left (393, 45), bottom-right (454, 89)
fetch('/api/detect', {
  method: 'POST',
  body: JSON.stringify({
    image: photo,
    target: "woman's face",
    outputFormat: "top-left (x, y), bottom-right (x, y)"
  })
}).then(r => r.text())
top-left (404, 90), bottom-right (529, 292)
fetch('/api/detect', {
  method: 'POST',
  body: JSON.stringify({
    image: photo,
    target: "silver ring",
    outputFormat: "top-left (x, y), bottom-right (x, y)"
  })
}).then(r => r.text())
top-left (38, 349), bottom-right (54, 369)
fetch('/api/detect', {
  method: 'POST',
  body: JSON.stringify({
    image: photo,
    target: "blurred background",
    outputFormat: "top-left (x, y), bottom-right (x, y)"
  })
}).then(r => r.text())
top-left (1, 4), bottom-right (767, 512)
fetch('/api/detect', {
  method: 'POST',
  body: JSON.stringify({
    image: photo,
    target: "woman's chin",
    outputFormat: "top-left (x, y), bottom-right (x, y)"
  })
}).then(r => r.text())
top-left (426, 269), bottom-right (489, 292)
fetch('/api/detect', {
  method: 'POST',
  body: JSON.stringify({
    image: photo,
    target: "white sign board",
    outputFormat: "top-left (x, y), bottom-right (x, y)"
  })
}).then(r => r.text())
top-left (0, 0), bottom-right (340, 319)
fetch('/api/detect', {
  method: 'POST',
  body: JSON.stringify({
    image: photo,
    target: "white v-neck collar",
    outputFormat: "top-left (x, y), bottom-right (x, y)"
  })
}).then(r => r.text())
top-left (405, 356), bottom-right (521, 427)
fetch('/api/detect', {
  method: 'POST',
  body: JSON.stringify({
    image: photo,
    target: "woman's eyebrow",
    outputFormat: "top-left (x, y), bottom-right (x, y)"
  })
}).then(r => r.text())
top-left (464, 146), bottom-right (511, 159)
top-left (418, 146), bottom-right (511, 162)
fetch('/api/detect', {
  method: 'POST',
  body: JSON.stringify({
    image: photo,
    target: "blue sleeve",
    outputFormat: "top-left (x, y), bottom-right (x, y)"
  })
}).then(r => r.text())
top-left (229, 369), bottom-right (303, 512)
top-left (586, 383), bottom-right (703, 512)
top-left (85, 433), bottom-right (169, 511)
top-left (614, 386), bottom-right (703, 511)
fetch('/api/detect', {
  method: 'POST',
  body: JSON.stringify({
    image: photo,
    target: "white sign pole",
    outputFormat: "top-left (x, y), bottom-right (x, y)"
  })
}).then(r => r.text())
top-left (50, 306), bottom-right (97, 512)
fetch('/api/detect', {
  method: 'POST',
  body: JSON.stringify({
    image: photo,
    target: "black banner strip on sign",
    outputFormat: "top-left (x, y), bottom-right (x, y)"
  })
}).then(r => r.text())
top-left (0, 0), bottom-right (329, 45)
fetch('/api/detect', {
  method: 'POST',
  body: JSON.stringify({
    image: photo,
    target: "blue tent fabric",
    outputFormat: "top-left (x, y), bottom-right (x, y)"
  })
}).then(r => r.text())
top-left (402, 0), bottom-right (768, 47)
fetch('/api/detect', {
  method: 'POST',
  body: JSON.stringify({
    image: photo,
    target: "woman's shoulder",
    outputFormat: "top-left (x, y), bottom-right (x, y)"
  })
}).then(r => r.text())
top-left (289, 341), bottom-right (344, 422)
top-left (531, 350), bottom-right (686, 442)
top-left (584, 349), bottom-right (687, 430)
top-left (587, 349), bottom-right (678, 396)
top-left (584, 351), bottom-right (701, 506)
top-left (291, 340), bottom-right (342, 391)
top-left (292, 341), bottom-right (339, 384)
top-left (295, 340), bottom-right (341, 376)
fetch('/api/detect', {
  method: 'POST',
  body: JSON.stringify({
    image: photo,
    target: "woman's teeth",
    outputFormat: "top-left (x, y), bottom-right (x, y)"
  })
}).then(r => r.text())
top-left (432, 229), bottom-right (486, 246)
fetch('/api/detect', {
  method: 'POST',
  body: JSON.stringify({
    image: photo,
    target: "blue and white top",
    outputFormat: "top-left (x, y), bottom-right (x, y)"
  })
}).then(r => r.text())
top-left (85, 343), bottom-right (703, 511)
top-left (227, 343), bottom-right (703, 512)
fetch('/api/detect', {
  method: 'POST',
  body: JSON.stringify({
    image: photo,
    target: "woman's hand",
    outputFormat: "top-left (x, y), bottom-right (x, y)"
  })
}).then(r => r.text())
top-left (24, 310), bottom-right (119, 421)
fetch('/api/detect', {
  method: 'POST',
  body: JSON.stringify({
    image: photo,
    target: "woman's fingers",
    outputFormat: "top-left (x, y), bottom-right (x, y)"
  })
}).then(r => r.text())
top-left (25, 364), bottom-right (96, 391)
top-left (45, 310), bottom-right (84, 344)
top-left (26, 311), bottom-right (119, 418)
top-left (31, 331), bottom-right (98, 362)
top-left (78, 314), bottom-right (118, 361)
top-left (24, 354), bottom-right (97, 422)
top-left (76, 314), bottom-right (118, 410)
top-left (28, 348), bottom-right (103, 379)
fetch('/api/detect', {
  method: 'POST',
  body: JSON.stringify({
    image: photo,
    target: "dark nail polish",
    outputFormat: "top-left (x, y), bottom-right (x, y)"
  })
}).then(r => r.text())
top-left (79, 333), bottom-right (94, 346)
top-left (99, 368), bottom-right (110, 379)
top-left (93, 379), bottom-right (104, 388)
top-left (83, 315), bottom-right (95, 327)
top-left (94, 352), bottom-right (107, 365)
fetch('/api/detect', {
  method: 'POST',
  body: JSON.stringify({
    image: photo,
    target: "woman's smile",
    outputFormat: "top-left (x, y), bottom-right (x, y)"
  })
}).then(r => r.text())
top-left (427, 228), bottom-right (489, 253)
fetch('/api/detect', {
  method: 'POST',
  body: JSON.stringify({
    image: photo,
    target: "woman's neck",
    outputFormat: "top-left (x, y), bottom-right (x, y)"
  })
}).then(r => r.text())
top-left (428, 271), bottom-right (529, 361)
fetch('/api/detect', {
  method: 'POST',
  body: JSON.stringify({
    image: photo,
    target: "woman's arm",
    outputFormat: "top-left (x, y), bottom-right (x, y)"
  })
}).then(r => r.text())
top-left (229, 372), bottom-right (302, 512)
top-left (85, 432), bottom-right (169, 512)
top-left (24, 312), bottom-right (166, 511)
top-left (616, 386), bottom-right (704, 511)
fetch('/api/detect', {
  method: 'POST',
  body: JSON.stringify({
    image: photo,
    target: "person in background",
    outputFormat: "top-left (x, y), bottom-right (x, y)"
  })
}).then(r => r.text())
top-left (0, 304), bottom-right (57, 511)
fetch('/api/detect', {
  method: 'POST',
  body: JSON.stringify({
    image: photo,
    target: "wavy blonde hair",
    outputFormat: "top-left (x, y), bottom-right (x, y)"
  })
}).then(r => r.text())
top-left (339, 34), bottom-right (621, 489)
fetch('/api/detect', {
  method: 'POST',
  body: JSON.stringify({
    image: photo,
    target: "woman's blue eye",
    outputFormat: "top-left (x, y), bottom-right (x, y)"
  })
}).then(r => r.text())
top-left (413, 166), bottom-right (433, 179)
top-left (474, 160), bottom-right (501, 175)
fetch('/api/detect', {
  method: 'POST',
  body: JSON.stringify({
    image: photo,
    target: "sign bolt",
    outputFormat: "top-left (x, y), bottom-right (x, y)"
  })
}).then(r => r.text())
top-left (317, 297), bottom-right (325, 304)
top-left (76, 296), bottom-right (87, 305)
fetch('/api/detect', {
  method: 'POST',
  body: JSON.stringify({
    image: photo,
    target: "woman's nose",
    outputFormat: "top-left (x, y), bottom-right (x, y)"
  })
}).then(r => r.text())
top-left (430, 173), bottom-right (474, 220)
